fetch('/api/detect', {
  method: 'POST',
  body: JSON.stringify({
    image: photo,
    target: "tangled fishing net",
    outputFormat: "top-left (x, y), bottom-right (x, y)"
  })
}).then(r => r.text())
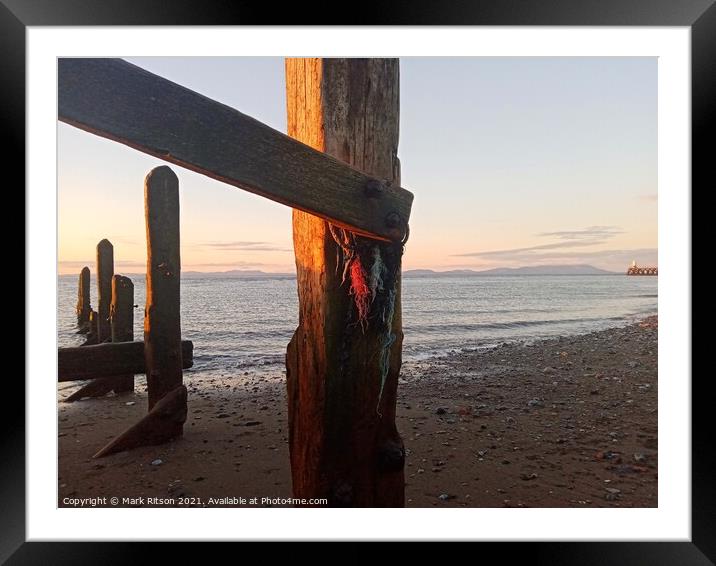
top-left (328, 223), bottom-right (407, 413)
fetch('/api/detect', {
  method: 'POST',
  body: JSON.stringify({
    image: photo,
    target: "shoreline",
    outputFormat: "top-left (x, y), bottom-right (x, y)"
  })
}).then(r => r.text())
top-left (58, 316), bottom-right (657, 508)
top-left (58, 310), bottom-right (657, 385)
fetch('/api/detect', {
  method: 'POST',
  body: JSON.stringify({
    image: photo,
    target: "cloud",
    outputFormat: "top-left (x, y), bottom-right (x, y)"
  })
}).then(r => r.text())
top-left (536, 226), bottom-right (624, 241)
top-left (186, 261), bottom-right (268, 268)
top-left (489, 247), bottom-right (657, 264)
top-left (80, 237), bottom-right (141, 246)
top-left (447, 247), bottom-right (657, 273)
top-left (198, 241), bottom-right (291, 253)
top-left (59, 260), bottom-right (145, 269)
top-left (455, 226), bottom-right (623, 258)
top-left (182, 260), bottom-right (296, 273)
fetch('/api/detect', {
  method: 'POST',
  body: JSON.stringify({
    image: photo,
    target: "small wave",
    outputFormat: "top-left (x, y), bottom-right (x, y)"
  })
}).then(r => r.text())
top-left (185, 328), bottom-right (294, 340)
top-left (193, 353), bottom-right (285, 368)
top-left (404, 316), bottom-right (625, 334)
top-left (402, 306), bottom-right (552, 316)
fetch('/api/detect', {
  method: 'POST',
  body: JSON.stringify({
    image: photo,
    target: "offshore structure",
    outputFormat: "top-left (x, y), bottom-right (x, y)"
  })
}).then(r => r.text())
top-left (626, 260), bottom-right (658, 276)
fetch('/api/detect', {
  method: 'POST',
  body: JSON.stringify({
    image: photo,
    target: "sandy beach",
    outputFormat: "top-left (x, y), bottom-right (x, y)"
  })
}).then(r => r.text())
top-left (58, 316), bottom-right (657, 508)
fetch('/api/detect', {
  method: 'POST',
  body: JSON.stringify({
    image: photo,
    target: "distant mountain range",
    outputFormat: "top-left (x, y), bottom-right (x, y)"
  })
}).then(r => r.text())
top-left (61, 264), bottom-right (617, 279)
top-left (183, 264), bottom-right (616, 279)
top-left (404, 265), bottom-right (617, 277)
top-left (182, 269), bottom-right (294, 279)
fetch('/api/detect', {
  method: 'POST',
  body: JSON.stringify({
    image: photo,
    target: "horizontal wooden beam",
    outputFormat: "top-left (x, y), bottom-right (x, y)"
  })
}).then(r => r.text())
top-left (58, 58), bottom-right (413, 241)
top-left (58, 340), bottom-right (193, 382)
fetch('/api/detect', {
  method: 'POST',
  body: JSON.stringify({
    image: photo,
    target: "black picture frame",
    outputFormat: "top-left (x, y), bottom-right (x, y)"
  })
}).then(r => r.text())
top-left (8, 0), bottom-right (707, 561)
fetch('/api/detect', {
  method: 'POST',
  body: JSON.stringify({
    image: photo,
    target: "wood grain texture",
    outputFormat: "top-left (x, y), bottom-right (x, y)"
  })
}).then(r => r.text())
top-left (96, 239), bottom-right (113, 342)
top-left (144, 166), bottom-right (183, 411)
top-left (65, 274), bottom-right (136, 399)
top-left (58, 58), bottom-right (412, 242)
top-left (76, 266), bottom-right (91, 330)
top-left (285, 58), bottom-right (405, 507)
top-left (58, 340), bottom-right (194, 382)
top-left (110, 274), bottom-right (135, 393)
top-left (82, 310), bottom-right (99, 345)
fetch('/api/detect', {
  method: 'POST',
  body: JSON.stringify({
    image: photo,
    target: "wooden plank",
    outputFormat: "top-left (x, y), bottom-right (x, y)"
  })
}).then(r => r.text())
top-left (285, 58), bottom-right (405, 507)
top-left (58, 58), bottom-right (413, 242)
top-left (57, 340), bottom-right (194, 382)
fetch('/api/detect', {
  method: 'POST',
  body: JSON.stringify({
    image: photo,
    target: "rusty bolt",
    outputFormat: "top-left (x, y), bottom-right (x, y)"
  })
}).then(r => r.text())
top-left (385, 211), bottom-right (402, 229)
top-left (364, 179), bottom-right (386, 198)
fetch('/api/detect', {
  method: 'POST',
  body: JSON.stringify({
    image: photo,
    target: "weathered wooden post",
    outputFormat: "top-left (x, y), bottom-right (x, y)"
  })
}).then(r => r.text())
top-left (285, 58), bottom-right (406, 506)
top-left (96, 239), bottom-right (114, 342)
top-left (81, 309), bottom-right (99, 346)
top-left (93, 166), bottom-right (186, 457)
top-left (76, 266), bottom-right (91, 333)
top-left (110, 274), bottom-right (134, 393)
top-left (144, 166), bottom-right (184, 411)
top-left (57, 59), bottom-right (413, 457)
top-left (66, 275), bottom-right (136, 402)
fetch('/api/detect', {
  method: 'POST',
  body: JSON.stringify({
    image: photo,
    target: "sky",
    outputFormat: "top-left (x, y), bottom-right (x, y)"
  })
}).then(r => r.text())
top-left (58, 57), bottom-right (657, 275)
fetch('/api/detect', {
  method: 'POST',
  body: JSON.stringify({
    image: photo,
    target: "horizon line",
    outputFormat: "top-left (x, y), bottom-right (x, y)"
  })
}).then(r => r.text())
top-left (58, 264), bottom-right (631, 277)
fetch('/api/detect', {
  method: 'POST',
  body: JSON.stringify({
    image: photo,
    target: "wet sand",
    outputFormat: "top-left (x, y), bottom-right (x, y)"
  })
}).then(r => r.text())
top-left (58, 316), bottom-right (657, 508)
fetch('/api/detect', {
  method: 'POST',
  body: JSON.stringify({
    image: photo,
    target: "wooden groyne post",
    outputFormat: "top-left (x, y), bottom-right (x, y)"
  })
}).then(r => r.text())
top-left (57, 59), bottom-right (413, 470)
top-left (94, 166), bottom-right (186, 457)
top-left (110, 275), bottom-right (135, 393)
top-left (76, 266), bottom-right (91, 332)
top-left (96, 239), bottom-right (114, 342)
top-left (144, 166), bottom-right (184, 411)
top-left (66, 275), bottom-right (136, 401)
top-left (285, 58), bottom-right (406, 506)
top-left (83, 310), bottom-right (99, 345)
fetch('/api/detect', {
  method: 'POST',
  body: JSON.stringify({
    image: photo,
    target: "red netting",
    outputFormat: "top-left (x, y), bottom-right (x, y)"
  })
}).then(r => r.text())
top-left (348, 256), bottom-right (371, 329)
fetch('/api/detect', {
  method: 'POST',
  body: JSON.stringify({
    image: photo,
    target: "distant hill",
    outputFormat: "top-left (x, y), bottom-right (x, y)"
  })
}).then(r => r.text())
top-left (61, 265), bottom-right (616, 280)
top-left (404, 269), bottom-right (480, 278)
top-left (404, 265), bottom-right (617, 277)
top-left (477, 265), bottom-right (617, 275)
top-left (182, 270), bottom-right (295, 280)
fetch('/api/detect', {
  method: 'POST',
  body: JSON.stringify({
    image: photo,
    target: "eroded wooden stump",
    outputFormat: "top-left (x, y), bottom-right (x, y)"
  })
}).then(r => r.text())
top-left (93, 385), bottom-right (187, 458)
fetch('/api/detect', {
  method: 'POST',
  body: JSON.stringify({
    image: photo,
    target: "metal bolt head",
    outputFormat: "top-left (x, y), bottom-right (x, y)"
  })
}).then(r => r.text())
top-left (385, 211), bottom-right (402, 229)
top-left (364, 179), bottom-right (386, 198)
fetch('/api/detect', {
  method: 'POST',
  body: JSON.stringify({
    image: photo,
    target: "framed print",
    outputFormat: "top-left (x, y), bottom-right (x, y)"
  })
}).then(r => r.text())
top-left (10, 0), bottom-right (708, 561)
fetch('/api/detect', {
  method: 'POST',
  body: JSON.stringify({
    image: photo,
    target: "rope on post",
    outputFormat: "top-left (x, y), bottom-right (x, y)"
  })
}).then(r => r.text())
top-left (327, 222), bottom-right (409, 412)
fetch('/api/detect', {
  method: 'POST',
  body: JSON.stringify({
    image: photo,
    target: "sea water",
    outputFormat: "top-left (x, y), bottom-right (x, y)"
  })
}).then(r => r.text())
top-left (57, 274), bottom-right (657, 377)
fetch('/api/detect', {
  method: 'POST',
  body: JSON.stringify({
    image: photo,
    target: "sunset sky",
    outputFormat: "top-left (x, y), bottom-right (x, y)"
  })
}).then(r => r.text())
top-left (58, 57), bottom-right (657, 275)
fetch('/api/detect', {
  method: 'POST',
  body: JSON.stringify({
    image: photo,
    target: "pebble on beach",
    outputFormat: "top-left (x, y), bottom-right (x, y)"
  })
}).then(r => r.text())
top-left (58, 316), bottom-right (657, 509)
